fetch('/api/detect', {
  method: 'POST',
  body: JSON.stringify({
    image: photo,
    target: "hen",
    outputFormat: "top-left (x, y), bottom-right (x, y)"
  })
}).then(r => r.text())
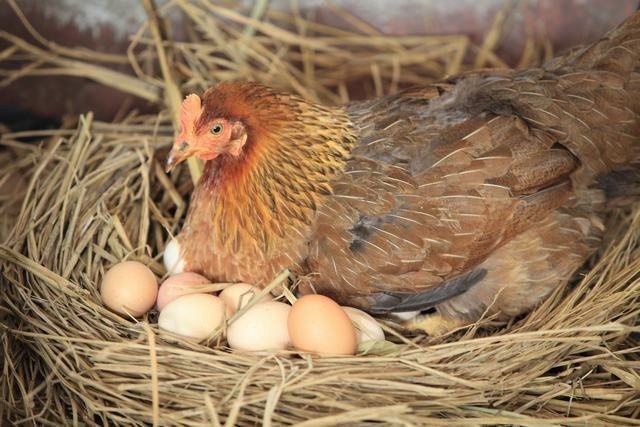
top-left (165, 13), bottom-right (640, 334)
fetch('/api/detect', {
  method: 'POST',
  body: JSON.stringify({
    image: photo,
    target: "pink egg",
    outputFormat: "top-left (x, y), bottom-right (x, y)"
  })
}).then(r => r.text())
top-left (156, 272), bottom-right (210, 311)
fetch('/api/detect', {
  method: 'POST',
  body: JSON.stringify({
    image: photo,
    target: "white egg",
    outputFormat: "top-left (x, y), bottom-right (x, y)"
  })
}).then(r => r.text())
top-left (220, 283), bottom-right (273, 316)
top-left (163, 239), bottom-right (184, 275)
top-left (342, 306), bottom-right (385, 342)
top-left (227, 301), bottom-right (291, 352)
top-left (158, 293), bottom-right (225, 342)
top-left (388, 310), bottom-right (420, 322)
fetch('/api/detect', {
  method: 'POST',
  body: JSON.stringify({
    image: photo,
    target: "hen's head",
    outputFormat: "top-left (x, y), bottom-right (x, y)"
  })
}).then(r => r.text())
top-left (165, 81), bottom-right (293, 172)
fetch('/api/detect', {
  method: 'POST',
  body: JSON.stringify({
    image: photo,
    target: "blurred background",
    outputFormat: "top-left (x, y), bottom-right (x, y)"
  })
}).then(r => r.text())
top-left (0, 0), bottom-right (638, 131)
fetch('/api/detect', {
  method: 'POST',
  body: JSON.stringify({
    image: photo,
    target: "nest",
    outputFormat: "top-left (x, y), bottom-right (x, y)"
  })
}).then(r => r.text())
top-left (1, 1), bottom-right (639, 425)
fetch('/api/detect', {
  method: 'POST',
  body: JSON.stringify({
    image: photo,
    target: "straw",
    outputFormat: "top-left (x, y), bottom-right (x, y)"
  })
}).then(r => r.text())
top-left (0, 1), bottom-right (638, 425)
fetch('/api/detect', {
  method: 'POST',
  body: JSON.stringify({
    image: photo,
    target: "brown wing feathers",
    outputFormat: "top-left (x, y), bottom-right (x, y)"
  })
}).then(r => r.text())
top-left (310, 15), bottom-right (640, 313)
top-left (307, 104), bottom-right (580, 310)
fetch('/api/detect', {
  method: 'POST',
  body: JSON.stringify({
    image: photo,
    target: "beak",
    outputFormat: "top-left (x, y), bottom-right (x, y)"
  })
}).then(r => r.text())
top-left (165, 149), bottom-right (180, 173)
top-left (165, 142), bottom-right (190, 173)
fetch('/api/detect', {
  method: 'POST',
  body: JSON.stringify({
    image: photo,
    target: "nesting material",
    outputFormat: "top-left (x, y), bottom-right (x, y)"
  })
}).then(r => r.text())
top-left (0, 1), bottom-right (639, 425)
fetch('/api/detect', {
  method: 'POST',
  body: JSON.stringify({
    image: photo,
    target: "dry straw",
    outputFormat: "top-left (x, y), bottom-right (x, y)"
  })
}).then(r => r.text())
top-left (1, 1), bottom-right (639, 425)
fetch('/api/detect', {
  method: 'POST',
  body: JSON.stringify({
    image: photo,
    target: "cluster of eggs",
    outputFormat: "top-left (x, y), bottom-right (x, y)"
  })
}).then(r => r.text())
top-left (99, 260), bottom-right (384, 355)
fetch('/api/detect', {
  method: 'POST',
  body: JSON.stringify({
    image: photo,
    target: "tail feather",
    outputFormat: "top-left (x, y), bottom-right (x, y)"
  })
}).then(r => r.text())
top-left (543, 11), bottom-right (640, 182)
top-left (444, 11), bottom-right (640, 193)
top-left (595, 166), bottom-right (640, 206)
top-left (567, 11), bottom-right (640, 73)
top-left (575, 11), bottom-right (640, 205)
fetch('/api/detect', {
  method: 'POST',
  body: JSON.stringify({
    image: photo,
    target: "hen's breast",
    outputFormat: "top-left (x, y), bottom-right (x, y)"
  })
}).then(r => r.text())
top-left (177, 159), bottom-right (315, 286)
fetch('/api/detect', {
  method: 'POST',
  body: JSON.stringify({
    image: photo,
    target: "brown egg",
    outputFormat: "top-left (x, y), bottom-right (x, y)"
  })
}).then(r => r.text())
top-left (100, 261), bottom-right (158, 317)
top-left (288, 294), bottom-right (357, 356)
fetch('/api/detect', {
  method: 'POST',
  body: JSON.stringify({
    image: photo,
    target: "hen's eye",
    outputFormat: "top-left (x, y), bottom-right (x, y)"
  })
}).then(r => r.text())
top-left (211, 123), bottom-right (223, 135)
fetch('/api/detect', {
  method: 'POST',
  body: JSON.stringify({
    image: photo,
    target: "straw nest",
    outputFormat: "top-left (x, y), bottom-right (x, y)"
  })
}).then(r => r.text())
top-left (1, 1), bottom-right (639, 425)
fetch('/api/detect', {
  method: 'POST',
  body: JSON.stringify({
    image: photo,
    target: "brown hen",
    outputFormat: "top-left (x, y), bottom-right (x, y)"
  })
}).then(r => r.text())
top-left (165, 13), bottom-right (640, 334)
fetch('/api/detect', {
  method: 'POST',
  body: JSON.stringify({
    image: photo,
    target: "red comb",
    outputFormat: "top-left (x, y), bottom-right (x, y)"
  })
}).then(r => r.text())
top-left (179, 94), bottom-right (202, 135)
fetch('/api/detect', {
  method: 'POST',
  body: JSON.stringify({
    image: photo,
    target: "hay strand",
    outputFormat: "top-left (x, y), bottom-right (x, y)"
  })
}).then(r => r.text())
top-left (1, 1), bottom-right (638, 425)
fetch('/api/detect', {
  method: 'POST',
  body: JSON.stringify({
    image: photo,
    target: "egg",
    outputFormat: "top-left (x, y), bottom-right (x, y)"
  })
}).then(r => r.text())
top-left (288, 294), bottom-right (357, 356)
top-left (163, 239), bottom-right (184, 275)
top-left (220, 283), bottom-right (272, 316)
top-left (156, 272), bottom-right (210, 311)
top-left (227, 301), bottom-right (291, 351)
top-left (100, 261), bottom-right (158, 317)
top-left (158, 293), bottom-right (225, 342)
top-left (342, 307), bottom-right (385, 342)
top-left (388, 310), bottom-right (420, 322)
